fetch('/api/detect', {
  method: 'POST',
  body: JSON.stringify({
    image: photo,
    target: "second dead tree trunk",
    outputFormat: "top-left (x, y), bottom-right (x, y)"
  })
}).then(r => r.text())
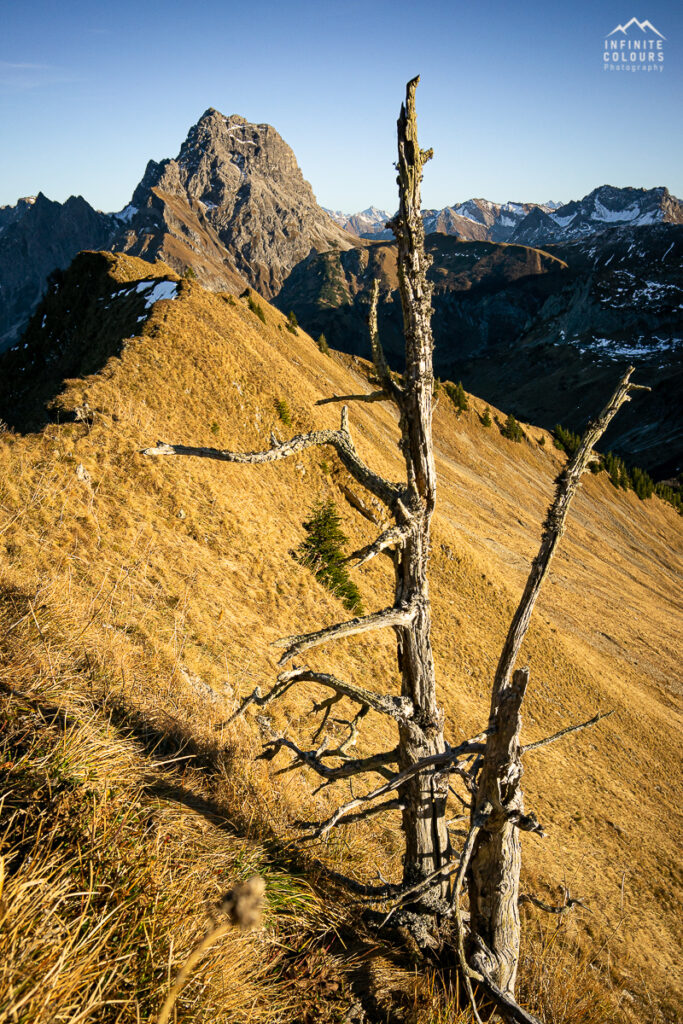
top-left (143, 79), bottom-right (649, 1022)
top-left (464, 370), bottom-right (649, 1010)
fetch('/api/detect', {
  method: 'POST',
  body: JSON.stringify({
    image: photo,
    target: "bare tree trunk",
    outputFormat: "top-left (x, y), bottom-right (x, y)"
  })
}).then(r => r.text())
top-left (467, 669), bottom-right (528, 993)
top-left (144, 77), bottom-right (450, 932)
top-left (388, 79), bottom-right (450, 909)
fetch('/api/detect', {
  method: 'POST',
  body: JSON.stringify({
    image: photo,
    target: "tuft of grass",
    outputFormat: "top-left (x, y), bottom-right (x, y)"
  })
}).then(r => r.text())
top-left (516, 914), bottom-right (630, 1024)
top-left (0, 687), bottom-right (283, 1022)
top-left (0, 615), bottom-right (344, 1024)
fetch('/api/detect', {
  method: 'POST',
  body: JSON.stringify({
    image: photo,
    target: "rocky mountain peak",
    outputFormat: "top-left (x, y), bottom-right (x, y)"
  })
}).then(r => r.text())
top-left (338, 186), bottom-right (683, 245)
top-left (511, 184), bottom-right (683, 243)
top-left (122, 107), bottom-right (355, 297)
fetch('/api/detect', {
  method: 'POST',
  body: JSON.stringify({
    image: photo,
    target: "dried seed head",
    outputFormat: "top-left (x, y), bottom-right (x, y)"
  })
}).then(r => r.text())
top-left (221, 875), bottom-right (266, 930)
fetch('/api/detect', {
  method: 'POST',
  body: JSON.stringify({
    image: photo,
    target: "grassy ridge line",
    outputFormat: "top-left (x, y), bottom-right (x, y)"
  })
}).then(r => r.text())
top-left (0, 252), bottom-right (679, 1021)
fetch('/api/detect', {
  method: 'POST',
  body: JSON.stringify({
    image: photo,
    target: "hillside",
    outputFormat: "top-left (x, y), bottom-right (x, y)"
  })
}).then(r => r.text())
top-left (0, 252), bottom-right (681, 1023)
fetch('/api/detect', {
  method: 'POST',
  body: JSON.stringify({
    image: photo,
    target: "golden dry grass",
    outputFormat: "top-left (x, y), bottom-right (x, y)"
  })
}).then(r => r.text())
top-left (0, 252), bottom-right (680, 1022)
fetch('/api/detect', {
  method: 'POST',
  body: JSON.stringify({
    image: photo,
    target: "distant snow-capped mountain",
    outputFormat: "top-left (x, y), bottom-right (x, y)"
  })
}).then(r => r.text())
top-left (324, 206), bottom-right (392, 235)
top-left (332, 186), bottom-right (682, 245)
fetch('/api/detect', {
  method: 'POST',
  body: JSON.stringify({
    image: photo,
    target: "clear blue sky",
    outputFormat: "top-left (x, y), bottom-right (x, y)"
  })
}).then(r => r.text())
top-left (1, 0), bottom-right (681, 213)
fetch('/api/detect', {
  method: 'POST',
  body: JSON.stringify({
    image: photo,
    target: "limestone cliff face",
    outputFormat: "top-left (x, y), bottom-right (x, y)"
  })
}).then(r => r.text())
top-left (120, 109), bottom-right (356, 297)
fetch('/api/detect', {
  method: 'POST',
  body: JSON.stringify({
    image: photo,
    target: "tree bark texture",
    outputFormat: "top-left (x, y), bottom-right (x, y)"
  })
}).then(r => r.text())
top-left (389, 78), bottom-right (450, 903)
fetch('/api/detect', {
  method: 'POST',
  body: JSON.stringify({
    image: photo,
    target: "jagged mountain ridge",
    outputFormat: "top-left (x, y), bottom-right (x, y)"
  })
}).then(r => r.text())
top-left (324, 205), bottom-right (393, 236)
top-left (333, 186), bottom-right (683, 243)
top-left (0, 193), bottom-right (116, 349)
top-left (0, 108), bottom-right (357, 349)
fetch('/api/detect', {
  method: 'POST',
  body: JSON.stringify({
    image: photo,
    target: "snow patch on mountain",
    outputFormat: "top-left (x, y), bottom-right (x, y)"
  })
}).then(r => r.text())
top-left (113, 204), bottom-right (138, 223)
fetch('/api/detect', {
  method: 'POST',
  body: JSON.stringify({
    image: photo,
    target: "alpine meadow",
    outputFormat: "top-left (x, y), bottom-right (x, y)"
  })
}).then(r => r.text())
top-left (0, 37), bottom-right (681, 1024)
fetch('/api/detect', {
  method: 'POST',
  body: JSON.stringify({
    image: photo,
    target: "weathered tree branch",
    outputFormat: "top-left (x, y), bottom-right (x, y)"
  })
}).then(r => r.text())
top-left (302, 736), bottom-right (486, 839)
top-left (475, 979), bottom-right (543, 1024)
top-left (368, 278), bottom-right (403, 405)
top-left (259, 735), bottom-right (400, 784)
top-left (489, 367), bottom-right (650, 714)
top-left (300, 797), bottom-right (405, 835)
top-left (274, 603), bottom-right (417, 666)
top-left (347, 524), bottom-right (411, 567)
top-left (522, 709), bottom-right (614, 754)
top-left (286, 667), bottom-right (415, 721)
top-left (142, 407), bottom-right (402, 510)
top-left (312, 862), bottom-right (404, 899)
top-left (519, 889), bottom-right (589, 915)
top-left (452, 807), bottom-right (489, 1024)
top-left (380, 855), bottom-right (462, 926)
top-left (328, 704), bottom-right (369, 756)
top-left (339, 483), bottom-right (387, 526)
top-left (229, 666), bottom-right (415, 726)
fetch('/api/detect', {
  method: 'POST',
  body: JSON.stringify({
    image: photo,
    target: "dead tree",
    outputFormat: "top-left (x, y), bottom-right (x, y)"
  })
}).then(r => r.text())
top-left (462, 370), bottom-right (648, 1009)
top-left (143, 79), bottom-right (648, 1021)
top-left (144, 78), bottom-right (451, 931)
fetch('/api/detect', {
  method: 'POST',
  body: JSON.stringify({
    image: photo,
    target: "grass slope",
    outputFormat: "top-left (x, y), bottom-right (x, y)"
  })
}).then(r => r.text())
top-left (0, 252), bottom-right (680, 1023)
